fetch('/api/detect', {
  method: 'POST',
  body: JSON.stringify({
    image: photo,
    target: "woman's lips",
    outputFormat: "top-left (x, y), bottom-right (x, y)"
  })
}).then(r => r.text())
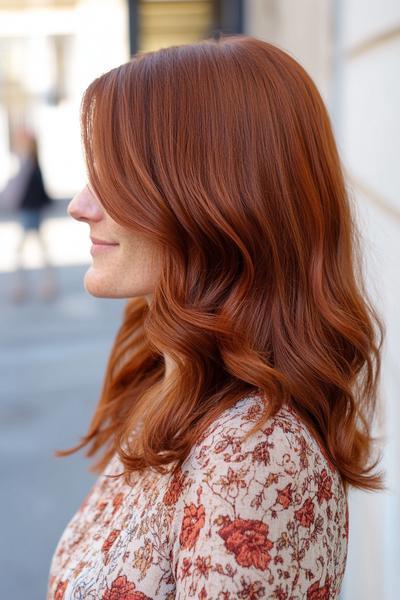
top-left (90, 236), bottom-right (119, 255)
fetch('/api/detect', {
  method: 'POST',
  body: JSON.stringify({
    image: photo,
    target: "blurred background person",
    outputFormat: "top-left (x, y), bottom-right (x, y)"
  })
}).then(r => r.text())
top-left (1, 125), bottom-right (57, 302)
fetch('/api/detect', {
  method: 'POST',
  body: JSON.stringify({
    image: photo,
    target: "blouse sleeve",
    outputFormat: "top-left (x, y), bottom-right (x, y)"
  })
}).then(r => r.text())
top-left (168, 408), bottom-right (347, 599)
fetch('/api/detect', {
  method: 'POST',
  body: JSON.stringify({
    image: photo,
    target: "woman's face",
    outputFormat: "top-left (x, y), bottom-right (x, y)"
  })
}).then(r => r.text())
top-left (68, 185), bottom-right (161, 300)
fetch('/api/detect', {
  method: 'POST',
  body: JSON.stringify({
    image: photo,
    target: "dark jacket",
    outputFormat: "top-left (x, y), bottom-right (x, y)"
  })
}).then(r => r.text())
top-left (18, 158), bottom-right (52, 210)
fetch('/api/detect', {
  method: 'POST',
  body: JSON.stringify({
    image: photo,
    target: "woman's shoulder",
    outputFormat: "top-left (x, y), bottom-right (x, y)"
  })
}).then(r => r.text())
top-left (185, 390), bottom-right (339, 481)
top-left (168, 390), bottom-right (349, 598)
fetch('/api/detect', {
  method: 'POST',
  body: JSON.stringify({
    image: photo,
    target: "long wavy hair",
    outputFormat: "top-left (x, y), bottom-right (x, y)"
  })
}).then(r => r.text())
top-left (57, 34), bottom-right (386, 494)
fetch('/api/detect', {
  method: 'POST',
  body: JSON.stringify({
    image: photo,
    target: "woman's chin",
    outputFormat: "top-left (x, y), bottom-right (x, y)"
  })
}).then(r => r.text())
top-left (83, 267), bottom-right (146, 299)
top-left (83, 268), bottom-right (115, 298)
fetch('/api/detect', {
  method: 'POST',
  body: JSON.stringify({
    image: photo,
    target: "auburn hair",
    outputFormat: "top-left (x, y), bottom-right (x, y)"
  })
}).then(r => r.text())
top-left (57, 34), bottom-right (386, 494)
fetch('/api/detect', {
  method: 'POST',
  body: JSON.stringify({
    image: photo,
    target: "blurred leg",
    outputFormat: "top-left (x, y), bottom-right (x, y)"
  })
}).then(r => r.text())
top-left (37, 227), bottom-right (58, 300)
top-left (11, 227), bottom-right (30, 303)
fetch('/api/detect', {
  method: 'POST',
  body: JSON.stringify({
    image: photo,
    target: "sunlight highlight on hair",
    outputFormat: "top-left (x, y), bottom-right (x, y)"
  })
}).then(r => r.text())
top-left (56, 34), bottom-right (386, 495)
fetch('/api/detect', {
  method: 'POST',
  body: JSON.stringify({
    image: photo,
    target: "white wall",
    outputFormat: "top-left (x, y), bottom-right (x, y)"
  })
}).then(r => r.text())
top-left (0, 0), bottom-right (129, 198)
top-left (338, 0), bottom-right (400, 597)
top-left (244, 1), bottom-right (400, 598)
top-left (244, 0), bottom-right (331, 100)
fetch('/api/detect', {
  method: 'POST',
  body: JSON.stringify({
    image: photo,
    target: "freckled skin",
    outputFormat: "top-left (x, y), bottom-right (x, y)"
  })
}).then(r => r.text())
top-left (68, 185), bottom-right (161, 301)
top-left (67, 185), bottom-right (175, 381)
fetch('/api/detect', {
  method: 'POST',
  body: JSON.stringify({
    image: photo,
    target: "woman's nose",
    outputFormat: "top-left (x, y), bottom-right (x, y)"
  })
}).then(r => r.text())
top-left (68, 185), bottom-right (103, 222)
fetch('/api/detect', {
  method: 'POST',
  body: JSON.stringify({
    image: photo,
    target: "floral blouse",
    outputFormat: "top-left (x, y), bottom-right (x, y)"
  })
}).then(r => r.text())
top-left (47, 391), bottom-right (349, 599)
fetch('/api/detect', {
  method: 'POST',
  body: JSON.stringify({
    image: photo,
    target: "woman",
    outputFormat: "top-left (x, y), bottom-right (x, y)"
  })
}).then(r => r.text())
top-left (1, 127), bottom-right (57, 301)
top-left (48, 35), bottom-right (385, 599)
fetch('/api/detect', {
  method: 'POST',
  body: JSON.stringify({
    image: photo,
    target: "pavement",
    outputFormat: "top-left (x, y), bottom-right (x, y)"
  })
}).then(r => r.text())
top-left (0, 221), bottom-right (126, 599)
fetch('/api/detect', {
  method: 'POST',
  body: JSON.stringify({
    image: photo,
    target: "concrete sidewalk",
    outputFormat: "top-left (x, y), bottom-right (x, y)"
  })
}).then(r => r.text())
top-left (0, 264), bottom-right (125, 600)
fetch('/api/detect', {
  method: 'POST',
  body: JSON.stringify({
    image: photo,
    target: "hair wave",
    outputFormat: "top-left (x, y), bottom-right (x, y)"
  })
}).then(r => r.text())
top-left (57, 34), bottom-right (386, 494)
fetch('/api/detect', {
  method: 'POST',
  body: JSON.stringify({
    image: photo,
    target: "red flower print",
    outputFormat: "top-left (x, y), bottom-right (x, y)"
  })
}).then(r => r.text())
top-left (93, 500), bottom-right (108, 523)
top-left (163, 468), bottom-right (187, 506)
top-left (297, 435), bottom-right (309, 470)
top-left (102, 574), bottom-right (153, 600)
top-left (276, 483), bottom-right (293, 509)
top-left (218, 518), bottom-right (273, 570)
top-left (272, 586), bottom-right (288, 600)
top-left (102, 529), bottom-right (121, 565)
top-left (314, 437), bottom-right (336, 472)
top-left (194, 555), bottom-right (212, 579)
top-left (199, 586), bottom-right (208, 599)
top-left (180, 556), bottom-right (192, 579)
top-left (295, 498), bottom-right (315, 528)
top-left (47, 402), bottom-right (349, 600)
top-left (72, 561), bottom-right (86, 578)
top-left (345, 500), bottom-right (350, 539)
top-left (112, 492), bottom-right (125, 515)
top-left (265, 472), bottom-right (280, 488)
top-left (316, 469), bottom-right (333, 504)
top-left (54, 580), bottom-right (67, 600)
top-left (252, 441), bottom-right (271, 466)
top-left (306, 576), bottom-right (332, 600)
top-left (237, 578), bottom-right (266, 598)
top-left (179, 502), bottom-right (206, 549)
top-left (244, 402), bottom-right (262, 421)
top-left (215, 433), bottom-right (241, 454)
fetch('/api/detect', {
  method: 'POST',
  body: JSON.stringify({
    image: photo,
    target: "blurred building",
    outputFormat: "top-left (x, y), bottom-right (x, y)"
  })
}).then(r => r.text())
top-left (0, 0), bottom-right (130, 197)
top-left (247, 3), bottom-right (400, 599)
top-left (0, 0), bottom-right (243, 197)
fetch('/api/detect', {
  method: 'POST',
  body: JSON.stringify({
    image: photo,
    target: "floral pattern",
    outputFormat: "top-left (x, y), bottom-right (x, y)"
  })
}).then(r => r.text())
top-left (47, 390), bottom-right (349, 599)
